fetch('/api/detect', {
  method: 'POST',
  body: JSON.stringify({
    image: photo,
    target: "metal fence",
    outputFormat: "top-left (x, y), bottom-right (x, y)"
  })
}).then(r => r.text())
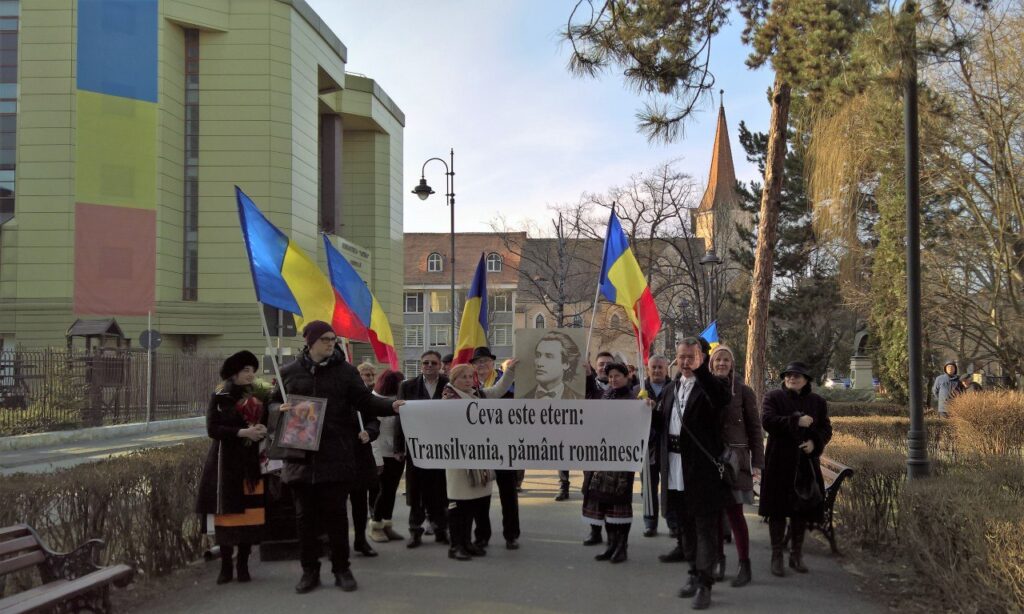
top-left (0, 349), bottom-right (223, 436)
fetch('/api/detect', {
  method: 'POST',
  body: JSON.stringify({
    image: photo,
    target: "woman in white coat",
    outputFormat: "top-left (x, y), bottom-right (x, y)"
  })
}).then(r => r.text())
top-left (440, 361), bottom-right (517, 560)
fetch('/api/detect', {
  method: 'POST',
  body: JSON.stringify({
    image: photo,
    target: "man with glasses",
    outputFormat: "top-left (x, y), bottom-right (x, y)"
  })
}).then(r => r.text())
top-left (270, 321), bottom-right (403, 594)
top-left (396, 350), bottom-right (449, 548)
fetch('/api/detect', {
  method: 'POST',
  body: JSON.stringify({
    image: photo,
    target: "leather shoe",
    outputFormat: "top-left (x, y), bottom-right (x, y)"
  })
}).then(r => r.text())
top-left (334, 570), bottom-right (357, 592)
top-left (789, 554), bottom-right (809, 573)
top-left (692, 585), bottom-right (712, 610)
top-left (677, 573), bottom-right (699, 598)
top-left (407, 532), bottom-right (423, 549)
top-left (448, 547), bottom-right (472, 561)
top-left (659, 545), bottom-right (686, 563)
top-left (554, 489), bottom-right (569, 501)
top-left (465, 543), bottom-right (487, 557)
top-left (505, 539), bottom-right (519, 550)
top-left (354, 540), bottom-right (378, 557)
top-left (642, 527), bottom-right (656, 537)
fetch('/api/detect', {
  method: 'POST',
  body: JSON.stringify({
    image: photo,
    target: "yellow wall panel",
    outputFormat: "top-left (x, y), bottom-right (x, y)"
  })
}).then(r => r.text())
top-left (75, 90), bottom-right (158, 209)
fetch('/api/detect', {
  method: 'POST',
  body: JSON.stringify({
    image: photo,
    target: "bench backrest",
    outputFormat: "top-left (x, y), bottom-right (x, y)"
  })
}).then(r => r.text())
top-left (0, 525), bottom-right (45, 577)
top-left (819, 456), bottom-right (854, 489)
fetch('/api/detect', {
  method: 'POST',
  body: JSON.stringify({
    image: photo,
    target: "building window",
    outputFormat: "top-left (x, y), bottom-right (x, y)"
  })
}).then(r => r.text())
top-left (491, 291), bottom-right (510, 312)
top-left (404, 360), bottom-right (421, 377)
top-left (427, 252), bottom-right (443, 272)
top-left (570, 315), bottom-right (584, 328)
top-left (181, 334), bottom-right (198, 354)
top-left (534, 314), bottom-right (545, 329)
top-left (182, 28), bottom-right (199, 301)
top-left (0, 2), bottom-right (17, 226)
top-left (486, 252), bottom-right (503, 273)
top-left (404, 324), bottom-right (424, 347)
top-left (430, 325), bottom-right (450, 347)
top-left (404, 292), bottom-right (424, 313)
top-left (430, 291), bottom-right (450, 313)
top-left (490, 324), bottom-right (512, 346)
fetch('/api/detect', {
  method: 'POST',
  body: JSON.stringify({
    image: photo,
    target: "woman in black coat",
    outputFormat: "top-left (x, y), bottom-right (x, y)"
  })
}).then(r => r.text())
top-left (195, 351), bottom-right (268, 585)
top-left (758, 361), bottom-right (832, 577)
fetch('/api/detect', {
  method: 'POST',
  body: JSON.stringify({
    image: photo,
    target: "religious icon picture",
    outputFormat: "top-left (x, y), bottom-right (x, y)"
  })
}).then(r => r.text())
top-left (276, 395), bottom-right (328, 451)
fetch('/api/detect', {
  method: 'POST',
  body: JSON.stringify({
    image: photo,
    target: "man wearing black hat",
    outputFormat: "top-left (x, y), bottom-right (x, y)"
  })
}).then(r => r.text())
top-left (441, 353), bottom-right (454, 377)
top-left (270, 321), bottom-right (403, 595)
top-left (654, 337), bottom-right (733, 610)
top-left (396, 350), bottom-right (450, 548)
top-left (759, 361), bottom-right (832, 578)
top-left (471, 346), bottom-right (521, 549)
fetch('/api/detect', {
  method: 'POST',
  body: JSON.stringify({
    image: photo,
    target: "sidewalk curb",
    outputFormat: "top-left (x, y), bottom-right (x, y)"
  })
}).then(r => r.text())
top-left (0, 417), bottom-right (206, 452)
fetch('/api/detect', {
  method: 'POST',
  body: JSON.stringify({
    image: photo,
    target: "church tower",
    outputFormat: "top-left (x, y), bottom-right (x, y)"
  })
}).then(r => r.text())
top-left (693, 92), bottom-right (745, 252)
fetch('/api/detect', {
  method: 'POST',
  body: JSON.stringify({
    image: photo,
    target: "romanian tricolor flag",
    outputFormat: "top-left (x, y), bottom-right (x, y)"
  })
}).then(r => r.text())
top-left (598, 210), bottom-right (662, 360)
top-left (453, 253), bottom-right (489, 366)
top-left (236, 187), bottom-right (335, 329)
top-left (700, 321), bottom-right (720, 350)
top-left (322, 236), bottom-right (399, 370)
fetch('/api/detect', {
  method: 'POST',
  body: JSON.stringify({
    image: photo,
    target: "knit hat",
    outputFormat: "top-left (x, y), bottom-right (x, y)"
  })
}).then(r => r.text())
top-left (302, 320), bottom-right (335, 347)
top-left (220, 350), bottom-right (260, 380)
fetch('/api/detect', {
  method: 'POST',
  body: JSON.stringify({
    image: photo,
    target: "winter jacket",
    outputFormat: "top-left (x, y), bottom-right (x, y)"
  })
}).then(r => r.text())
top-left (581, 384), bottom-right (637, 504)
top-left (932, 373), bottom-right (961, 414)
top-left (721, 381), bottom-right (765, 493)
top-left (195, 383), bottom-right (266, 515)
top-left (269, 347), bottom-right (394, 486)
top-left (757, 383), bottom-right (832, 521)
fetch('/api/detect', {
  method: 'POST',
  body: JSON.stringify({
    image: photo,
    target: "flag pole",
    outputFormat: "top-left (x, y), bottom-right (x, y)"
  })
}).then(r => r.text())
top-left (585, 204), bottom-right (617, 362)
top-left (256, 303), bottom-right (288, 403)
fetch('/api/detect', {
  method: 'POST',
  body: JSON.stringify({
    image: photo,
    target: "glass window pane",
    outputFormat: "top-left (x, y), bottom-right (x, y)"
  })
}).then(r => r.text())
top-left (0, 2), bottom-right (18, 18)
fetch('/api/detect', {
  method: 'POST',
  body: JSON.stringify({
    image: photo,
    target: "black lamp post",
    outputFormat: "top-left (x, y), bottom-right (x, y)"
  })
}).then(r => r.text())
top-left (700, 248), bottom-right (722, 324)
top-left (412, 149), bottom-right (456, 352)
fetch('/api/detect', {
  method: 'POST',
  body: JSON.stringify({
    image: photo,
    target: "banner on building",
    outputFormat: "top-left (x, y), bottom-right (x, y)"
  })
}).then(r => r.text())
top-left (400, 399), bottom-right (651, 471)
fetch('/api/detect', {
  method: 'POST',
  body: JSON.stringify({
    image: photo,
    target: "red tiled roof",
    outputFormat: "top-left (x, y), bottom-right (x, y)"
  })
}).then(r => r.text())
top-left (405, 233), bottom-right (525, 286)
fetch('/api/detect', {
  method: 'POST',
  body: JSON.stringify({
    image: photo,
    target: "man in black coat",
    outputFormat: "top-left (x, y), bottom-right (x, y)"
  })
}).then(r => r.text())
top-left (270, 321), bottom-right (401, 595)
top-left (395, 350), bottom-right (450, 548)
top-left (640, 354), bottom-right (674, 537)
top-left (653, 338), bottom-right (732, 610)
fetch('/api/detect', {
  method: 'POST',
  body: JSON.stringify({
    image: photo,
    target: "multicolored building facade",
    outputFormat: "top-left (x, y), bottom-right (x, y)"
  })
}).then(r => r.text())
top-left (0, 0), bottom-right (405, 356)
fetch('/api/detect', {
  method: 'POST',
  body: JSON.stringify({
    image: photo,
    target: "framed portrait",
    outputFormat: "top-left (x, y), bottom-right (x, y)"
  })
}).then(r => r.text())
top-left (274, 395), bottom-right (328, 451)
top-left (513, 328), bottom-right (587, 399)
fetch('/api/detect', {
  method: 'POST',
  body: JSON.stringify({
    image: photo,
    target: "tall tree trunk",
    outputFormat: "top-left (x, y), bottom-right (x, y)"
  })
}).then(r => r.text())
top-left (744, 76), bottom-right (791, 401)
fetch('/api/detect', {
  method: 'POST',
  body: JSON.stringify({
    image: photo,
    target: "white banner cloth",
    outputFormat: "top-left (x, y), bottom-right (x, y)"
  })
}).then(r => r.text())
top-left (400, 399), bottom-right (651, 471)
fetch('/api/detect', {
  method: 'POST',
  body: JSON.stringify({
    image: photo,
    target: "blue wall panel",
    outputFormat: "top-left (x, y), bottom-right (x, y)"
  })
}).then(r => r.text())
top-left (76, 0), bottom-right (158, 102)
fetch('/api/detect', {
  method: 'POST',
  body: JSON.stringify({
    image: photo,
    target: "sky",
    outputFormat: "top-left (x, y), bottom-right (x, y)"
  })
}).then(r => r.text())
top-left (306, 0), bottom-right (776, 234)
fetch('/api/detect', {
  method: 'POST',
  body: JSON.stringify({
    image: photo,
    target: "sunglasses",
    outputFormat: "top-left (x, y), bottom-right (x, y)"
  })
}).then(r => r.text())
top-left (421, 360), bottom-right (439, 366)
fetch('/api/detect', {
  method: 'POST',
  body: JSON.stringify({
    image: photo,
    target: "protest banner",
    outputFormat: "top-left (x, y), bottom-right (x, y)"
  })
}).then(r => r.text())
top-left (399, 398), bottom-right (651, 471)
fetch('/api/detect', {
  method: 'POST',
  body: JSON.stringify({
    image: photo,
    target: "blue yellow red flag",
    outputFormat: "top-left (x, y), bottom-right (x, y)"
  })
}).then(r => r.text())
top-left (598, 210), bottom-right (662, 360)
top-left (453, 253), bottom-right (489, 366)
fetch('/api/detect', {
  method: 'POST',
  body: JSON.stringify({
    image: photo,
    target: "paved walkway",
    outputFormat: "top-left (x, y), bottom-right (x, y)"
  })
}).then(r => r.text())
top-left (0, 424), bottom-right (205, 475)
top-left (131, 470), bottom-right (881, 614)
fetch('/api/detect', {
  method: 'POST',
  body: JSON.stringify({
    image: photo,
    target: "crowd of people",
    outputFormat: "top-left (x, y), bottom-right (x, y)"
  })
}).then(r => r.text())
top-left (196, 319), bottom-right (835, 610)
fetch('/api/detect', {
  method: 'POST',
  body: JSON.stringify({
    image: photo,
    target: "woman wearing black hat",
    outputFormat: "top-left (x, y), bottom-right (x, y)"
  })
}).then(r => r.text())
top-left (196, 350), bottom-right (269, 585)
top-left (758, 361), bottom-right (832, 577)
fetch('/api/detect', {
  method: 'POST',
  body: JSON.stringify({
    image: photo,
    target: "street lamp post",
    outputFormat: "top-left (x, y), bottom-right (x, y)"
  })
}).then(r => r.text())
top-left (412, 149), bottom-right (457, 353)
top-left (700, 248), bottom-right (722, 324)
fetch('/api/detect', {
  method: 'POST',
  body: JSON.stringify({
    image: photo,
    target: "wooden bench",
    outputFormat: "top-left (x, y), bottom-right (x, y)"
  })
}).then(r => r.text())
top-left (811, 455), bottom-right (854, 554)
top-left (0, 524), bottom-right (133, 614)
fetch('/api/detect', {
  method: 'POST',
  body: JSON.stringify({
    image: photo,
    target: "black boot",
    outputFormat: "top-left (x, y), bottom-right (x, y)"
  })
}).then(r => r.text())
top-left (610, 525), bottom-right (629, 563)
top-left (217, 545), bottom-right (233, 585)
top-left (407, 528), bottom-right (424, 549)
top-left (353, 534), bottom-right (378, 557)
top-left (692, 577), bottom-right (712, 610)
top-left (434, 528), bottom-right (450, 544)
top-left (295, 562), bottom-right (321, 594)
top-left (678, 569), bottom-right (699, 598)
top-left (582, 524), bottom-right (603, 546)
top-left (595, 524), bottom-right (617, 561)
top-left (659, 535), bottom-right (686, 562)
top-left (334, 569), bottom-right (357, 592)
top-left (789, 520), bottom-right (809, 573)
top-left (235, 544), bottom-right (251, 583)
top-left (732, 558), bottom-right (752, 587)
top-left (769, 517), bottom-right (786, 577)
top-left (713, 553), bottom-right (726, 581)
top-left (554, 483), bottom-right (570, 501)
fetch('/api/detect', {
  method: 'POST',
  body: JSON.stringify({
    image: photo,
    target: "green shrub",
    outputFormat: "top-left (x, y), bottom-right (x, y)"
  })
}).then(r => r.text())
top-left (949, 390), bottom-right (1024, 459)
top-left (0, 440), bottom-right (208, 589)
top-left (900, 460), bottom-right (1024, 613)
top-left (828, 401), bottom-right (906, 417)
top-left (826, 434), bottom-right (907, 548)
top-left (813, 386), bottom-right (877, 403)
top-left (831, 416), bottom-right (954, 460)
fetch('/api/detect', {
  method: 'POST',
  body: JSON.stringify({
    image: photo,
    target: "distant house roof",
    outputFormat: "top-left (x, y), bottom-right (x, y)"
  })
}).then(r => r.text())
top-left (405, 233), bottom-right (525, 286)
top-left (66, 318), bottom-right (126, 338)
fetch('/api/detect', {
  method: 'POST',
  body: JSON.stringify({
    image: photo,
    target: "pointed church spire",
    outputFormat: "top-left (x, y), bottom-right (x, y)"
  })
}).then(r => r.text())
top-left (697, 91), bottom-right (739, 212)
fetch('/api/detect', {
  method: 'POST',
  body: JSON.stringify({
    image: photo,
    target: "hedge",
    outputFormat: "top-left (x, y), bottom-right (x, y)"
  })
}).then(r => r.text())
top-left (825, 434), bottom-right (907, 549)
top-left (828, 401), bottom-right (907, 417)
top-left (948, 390), bottom-right (1024, 459)
top-left (830, 416), bottom-right (954, 460)
top-left (0, 439), bottom-right (208, 591)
